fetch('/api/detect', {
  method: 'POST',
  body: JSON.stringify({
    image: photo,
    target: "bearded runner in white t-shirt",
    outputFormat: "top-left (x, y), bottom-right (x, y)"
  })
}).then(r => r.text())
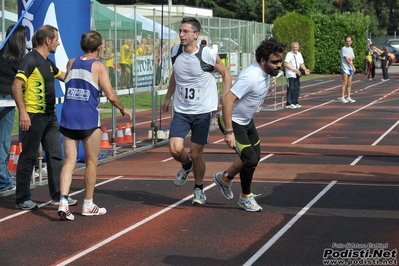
top-left (213, 38), bottom-right (286, 212)
top-left (161, 17), bottom-right (231, 205)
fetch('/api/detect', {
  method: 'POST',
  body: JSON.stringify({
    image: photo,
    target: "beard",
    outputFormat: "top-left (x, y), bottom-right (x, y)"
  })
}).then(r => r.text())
top-left (269, 68), bottom-right (281, 76)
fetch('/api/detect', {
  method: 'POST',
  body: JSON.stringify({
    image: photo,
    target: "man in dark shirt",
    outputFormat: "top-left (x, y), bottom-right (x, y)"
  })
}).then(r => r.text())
top-left (12, 25), bottom-right (77, 210)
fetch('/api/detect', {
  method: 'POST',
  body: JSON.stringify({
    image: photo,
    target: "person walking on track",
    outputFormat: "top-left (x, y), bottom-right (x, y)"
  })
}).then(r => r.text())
top-left (213, 38), bottom-right (286, 212)
top-left (161, 17), bottom-right (231, 205)
top-left (57, 30), bottom-right (131, 220)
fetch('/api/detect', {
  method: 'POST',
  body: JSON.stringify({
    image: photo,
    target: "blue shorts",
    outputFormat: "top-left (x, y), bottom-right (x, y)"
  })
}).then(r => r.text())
top-left (169, 112), bottom-right (213, 145)
top-left (341, 69), bottom-right (354, 76)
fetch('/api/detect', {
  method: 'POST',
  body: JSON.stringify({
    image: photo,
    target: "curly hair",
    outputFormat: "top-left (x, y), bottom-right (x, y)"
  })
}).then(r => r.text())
top-left (255, 38), bottom-right (286, 63)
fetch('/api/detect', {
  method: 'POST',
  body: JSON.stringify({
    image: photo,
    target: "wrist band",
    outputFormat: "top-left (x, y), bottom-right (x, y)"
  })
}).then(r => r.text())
top-left (223, 129), bottom-right (234, 135)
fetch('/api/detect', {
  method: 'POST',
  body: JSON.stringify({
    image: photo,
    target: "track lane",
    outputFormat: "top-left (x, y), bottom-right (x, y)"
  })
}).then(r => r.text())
top-left (1, 74), bottom-right (399, 265)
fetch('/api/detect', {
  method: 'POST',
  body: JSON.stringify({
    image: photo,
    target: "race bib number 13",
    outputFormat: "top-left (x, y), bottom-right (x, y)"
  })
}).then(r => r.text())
top-left (178, 87), bottom-right (202, 103)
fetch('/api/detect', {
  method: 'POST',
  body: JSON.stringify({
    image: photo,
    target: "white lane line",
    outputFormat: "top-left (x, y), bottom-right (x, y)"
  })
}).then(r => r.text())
top-left (350, 156), bottom-right (363, 166)
top-left (243, 180), bottom-right (337, 266)
top-left (161, 81), bottom-right (340, 162)
top-left (371, 120), bottom-right (399, 146)
top-left (295, 89), bottom-right (399, 164)
top-left (350, 119), bottom-right (399, 166)
top-left (208, 97), bottom-right (335, 162)
top-left (257, 100), bottom-right (334, 130)
top-left (56, 183), bottom-right (217, 266)
top-left (260, 154), bottom-right (274, 162)
top-left (162, 83), bottom-right (395, 162)
top-left (134, 116), bottom-right (171, 126)
top-left (161, 157), bottom-right (174, 162)
top-left (255, 79), bottom-right (385, 132)
top-left (291, 99), bottom-right (379, 144)
top-left (300, 80), bottom-right (334, 88)
top-left (105, 116), bottom-right (172, 130)
top-left (0, 176), bottom-right (123, 223)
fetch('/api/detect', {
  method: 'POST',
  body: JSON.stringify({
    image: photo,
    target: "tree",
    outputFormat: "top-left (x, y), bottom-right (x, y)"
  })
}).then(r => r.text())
top-left (384, 0), bottom-right (399, 33)
top-left (315, 0), bottom-right (337, 15)
top-left (279, 0), bottom-right (319, 16)
top-left (4, 0), bottom-right (396, 36)
top-left (229, 0), bottom-right (260, 21)
top-left (273, 12), bottom-right (315, 70)
top-left (265, 0), bottom-right (286, 24)
top-left (194, 0), bottom-right (217, 9)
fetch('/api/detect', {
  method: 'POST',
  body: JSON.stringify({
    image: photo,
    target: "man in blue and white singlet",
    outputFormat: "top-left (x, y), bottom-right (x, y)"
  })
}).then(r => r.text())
top-left (340, 36), bottom-right (356, 104)
top-left (57, 31), bottom-right (132, 221)
top-left (213, 38), bottom-right (286, 212)
top-left (161, 17), bottom-right (231, 205)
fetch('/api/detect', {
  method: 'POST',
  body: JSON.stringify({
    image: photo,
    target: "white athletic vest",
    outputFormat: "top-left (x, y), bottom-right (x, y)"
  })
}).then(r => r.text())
top-left (171, 44), bottom-right (218, 114)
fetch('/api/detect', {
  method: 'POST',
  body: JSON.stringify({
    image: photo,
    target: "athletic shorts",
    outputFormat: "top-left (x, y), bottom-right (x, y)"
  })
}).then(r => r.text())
top-left (59, 126), bottom-right (100, 140)
top-left (341, 69), bottom-right (354, 76)
top-left (218, 114), bottom-right (259, 156)
top-left (169, 112), bottom-right (213, 145)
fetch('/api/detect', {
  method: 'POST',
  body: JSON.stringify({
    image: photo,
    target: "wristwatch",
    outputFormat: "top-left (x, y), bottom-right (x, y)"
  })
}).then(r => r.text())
top-left (223, 129), bottom-right (234, 135)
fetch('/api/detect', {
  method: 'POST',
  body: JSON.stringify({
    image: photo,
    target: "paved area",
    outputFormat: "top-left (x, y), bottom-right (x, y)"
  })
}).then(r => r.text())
top-left (0, 69), bottom-right (398, 265)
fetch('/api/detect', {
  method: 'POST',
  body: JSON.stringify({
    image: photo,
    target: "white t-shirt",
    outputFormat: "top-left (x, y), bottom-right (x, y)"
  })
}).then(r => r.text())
top-left (228, 62), bottom-right (270, 125)
top-left (171, 44), bottom-right (218, 114)
top-left (341, 46), bottom-right (355, 71)
top-left (284, 51), bottom-right (304, 78)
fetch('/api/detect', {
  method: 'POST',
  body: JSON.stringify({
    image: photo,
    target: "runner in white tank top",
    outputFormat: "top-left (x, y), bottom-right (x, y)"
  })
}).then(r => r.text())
top-left (161, 17), bottom-right (231, 205)
top-left (170, 43), bottom-right (218, 114)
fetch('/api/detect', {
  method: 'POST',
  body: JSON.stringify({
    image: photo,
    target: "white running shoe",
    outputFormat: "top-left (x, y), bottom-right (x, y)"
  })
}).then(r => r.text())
top-left (58, 199), bottom-right (74, 221)
top-left (174, 163), bottom-right (193, 186)
top-left (213, 172), bottom-right (233, 199)
top-left (81, 203), bottom-right (107, 216)
top-left (340, 97), bottom-right (348, 104)
top-left (238, 193), bottom-right (262, 212)
top-left (346, 97), bottom-right (356, 103)
top-left (34, 167), bottom-right (48, 178)
top-left (192, 188), bottom-right (206, 205)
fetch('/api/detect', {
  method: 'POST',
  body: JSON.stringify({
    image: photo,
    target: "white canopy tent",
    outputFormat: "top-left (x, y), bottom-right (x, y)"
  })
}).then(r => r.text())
top-left (125, 12), bottom-right (177, 40)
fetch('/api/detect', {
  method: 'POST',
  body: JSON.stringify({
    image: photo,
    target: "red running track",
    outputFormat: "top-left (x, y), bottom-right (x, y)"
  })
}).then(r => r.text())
top-left (1, 71), bottom-right (399, 265)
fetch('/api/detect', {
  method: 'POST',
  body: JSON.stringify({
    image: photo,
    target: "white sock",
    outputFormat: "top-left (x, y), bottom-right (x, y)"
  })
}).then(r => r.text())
top-left (83, 199), bottom-right (93, 206)
top-left (60, 198), bottom-right (68, 204)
